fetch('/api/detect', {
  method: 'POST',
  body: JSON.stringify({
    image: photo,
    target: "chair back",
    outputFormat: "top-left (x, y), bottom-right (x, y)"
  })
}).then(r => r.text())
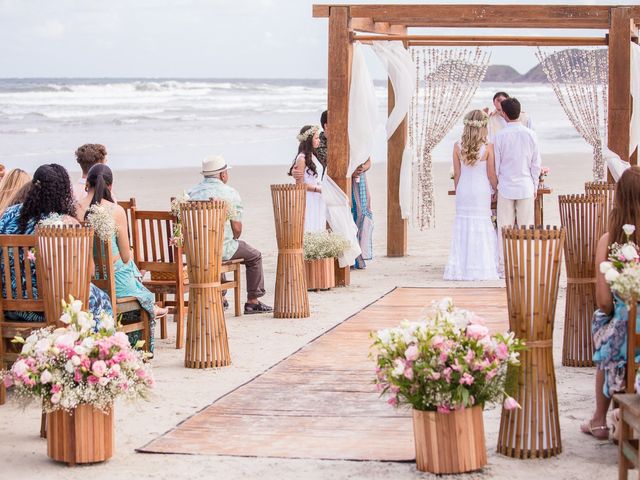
top-left (35, 225), bottom-right (93, 324)
top-left (132, 209), bottom-right (183, 280)
top-left (628, 300), bottom-right (640, 393)
top-left (117, 197), bottom-right (137, 247)
top-left (585, 181), bottom-right (615, 230)
top-left (91, 236), bottom-right (117, 308)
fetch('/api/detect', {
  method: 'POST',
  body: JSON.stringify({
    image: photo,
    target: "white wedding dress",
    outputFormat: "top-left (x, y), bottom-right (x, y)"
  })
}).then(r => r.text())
top-left (444, 144), bottom-right (499, 281)
top-left (299, 153), bottom-right (327, 233)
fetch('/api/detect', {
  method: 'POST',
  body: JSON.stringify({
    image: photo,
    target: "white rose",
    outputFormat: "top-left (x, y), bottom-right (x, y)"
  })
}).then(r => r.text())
top-left (623, 224), bottom-right (636, 236)
top-left (12, 360), bottom-right (28, 376)
top-left (59, 313), bottom-right (72, 325)
top-left (81, 337), bottom-right (95, 350)
top-left (605, 268), bottom-right (620, 283)
top-left (77, 312), bottom-right (94, 332)
top-left (621, 245), bottom-right (639, 261)
top-left (40, 370), bottom-right (53, 384)
top-left (100, 314), bottom-right (115, 332)
top-left (55, 331), bottom-right (79, 349)
top-left (35, 338), bottom-right (50, 354)
top-left (600, 261), bottom-right (613, 273)
top-left (71, 355), bottom-right (81, 366)
top-left (73, 345), bottom-right (87, 356)
top-left (71, 299), bottom-right (83, 313)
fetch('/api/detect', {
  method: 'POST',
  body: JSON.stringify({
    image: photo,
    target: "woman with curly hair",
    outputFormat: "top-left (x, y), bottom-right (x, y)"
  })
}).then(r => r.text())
top-left (289, 125), bottom-right (327, 232)
top-left (443, 109), bottom-right (499, 281)
top-left (0, 168), bottom-right (31, 216)
top-left (0, 164), bottom-right (113, 322)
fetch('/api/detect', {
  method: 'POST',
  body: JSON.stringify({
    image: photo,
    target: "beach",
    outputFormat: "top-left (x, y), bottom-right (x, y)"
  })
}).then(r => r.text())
top-left (0, 151), bottom-right (618, 480)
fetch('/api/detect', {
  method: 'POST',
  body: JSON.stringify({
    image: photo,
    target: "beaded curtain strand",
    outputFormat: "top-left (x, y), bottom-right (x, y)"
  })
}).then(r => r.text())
top-left (409, 47), bottom-right (490, 229)
top-left (536, 48), bottom-right (608, 182)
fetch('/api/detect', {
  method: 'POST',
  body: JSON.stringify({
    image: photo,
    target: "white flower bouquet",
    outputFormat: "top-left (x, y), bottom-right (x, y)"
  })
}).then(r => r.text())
top-left (86, 204), bottom-right (118, 241)
top-left (169, 192), bottom-right (190, 247)
top-left (303, 231), bottom-right (351, 261)
top-left (372, 298), bottom-right (523, 413)
top-left (1, 297), bottom-right (153, 413)
top-left (37, 213), bottom-right (66, 228)
top-left (600, 224), bottom-right (640, 302)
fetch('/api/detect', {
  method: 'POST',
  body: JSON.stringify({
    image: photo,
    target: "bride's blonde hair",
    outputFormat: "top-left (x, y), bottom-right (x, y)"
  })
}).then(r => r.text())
top-left (460, 110), bottom-right (489, 166)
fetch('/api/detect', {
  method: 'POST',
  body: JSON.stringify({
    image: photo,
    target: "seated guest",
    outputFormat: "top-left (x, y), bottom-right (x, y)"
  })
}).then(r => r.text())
top-left (73, 143), bottom-right (108, 201)
top-left (0, 164), bottom-right (113, 322)
top-left (188, 155), bottom-right (273, 314)
top-left (581, 166), bottom-right (640, 440)
top-left (0, 169), bottom-right (31, 216)
top-left (75, 164), bottom-right (167, 352)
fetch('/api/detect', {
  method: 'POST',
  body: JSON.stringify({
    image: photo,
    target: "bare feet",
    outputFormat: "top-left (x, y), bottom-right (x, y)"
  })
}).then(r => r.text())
top-left (153, 305), bottom-right (169, 318)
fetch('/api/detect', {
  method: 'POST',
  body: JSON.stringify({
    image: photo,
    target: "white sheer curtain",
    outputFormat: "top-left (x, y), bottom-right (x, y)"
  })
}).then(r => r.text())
top-left (371, 41), bottom-right (416, 219)
top-left (630, 42), bottom-right (640, 156)
top-left (323, 176), bottom-right (361, 267)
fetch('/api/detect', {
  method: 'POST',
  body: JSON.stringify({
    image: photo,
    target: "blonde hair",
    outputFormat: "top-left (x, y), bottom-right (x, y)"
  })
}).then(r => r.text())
top-left (460, 110), bottom-right (489, 166)
top-left (0, 169), bottom-right (31, 215)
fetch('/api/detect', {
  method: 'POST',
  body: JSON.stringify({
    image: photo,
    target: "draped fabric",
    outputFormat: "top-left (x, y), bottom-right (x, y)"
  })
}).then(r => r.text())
top-left (371, 41), bottom-right (416, 219)
top-left (348, 43), bottom-right (379, 176)
top-left (604, 147), bottom-right (630, 181)
top-left (322, 176), bottom-right (361, 268)
top-left (631, 42), bottom-right (640, 156)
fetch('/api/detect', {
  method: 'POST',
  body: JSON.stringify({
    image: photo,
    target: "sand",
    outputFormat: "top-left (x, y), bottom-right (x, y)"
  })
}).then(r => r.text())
top-left (0, 151), bottom-right (618, 479)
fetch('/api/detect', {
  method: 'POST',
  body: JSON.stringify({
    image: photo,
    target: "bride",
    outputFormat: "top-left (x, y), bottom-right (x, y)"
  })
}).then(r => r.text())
top-left (444, 110), bottom-right (500, 281)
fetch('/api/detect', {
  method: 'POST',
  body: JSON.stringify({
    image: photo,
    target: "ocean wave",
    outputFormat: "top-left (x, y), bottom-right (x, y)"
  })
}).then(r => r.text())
top-left (0, 128), bottom-right (40, 134)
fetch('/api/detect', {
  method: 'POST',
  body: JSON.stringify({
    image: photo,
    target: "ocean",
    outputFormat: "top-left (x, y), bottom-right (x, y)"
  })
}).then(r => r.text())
top-left (0, 78), bottom-right (592, 173)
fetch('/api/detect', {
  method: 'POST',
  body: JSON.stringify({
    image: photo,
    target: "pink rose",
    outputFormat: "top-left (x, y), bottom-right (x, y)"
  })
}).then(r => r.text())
top-left (387, 396), bottom-right (398, 407)
top-left (466, 323), bottom-right (489, 340)
top-left (405, 345), bottom-right (419, 362)
top-left (92, 360), bottom-right (107, 377)
top-left (50, 392), bottom-right (61, 404)
top-left (87, 375), bottom-right (99, 385)
top-left (404, 367), bottom-right (414, 381)
top-left (503, 396), bottom-right (520, 410)
top-left (431, 335), bottom-right (445, 348)
top-left (459, 373), bottom-right (474, 386)
top-left (3, 376), bottom-right (13, 387)
top-left (51, 383), bottom-right (62, 394)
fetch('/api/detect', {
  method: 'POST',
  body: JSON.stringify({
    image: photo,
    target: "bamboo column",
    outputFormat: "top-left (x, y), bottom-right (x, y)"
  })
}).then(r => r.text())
top-left (271, 184), bottom-right (309, 318)
top-left (181, 200), bottom-right (230, 368)
top-left (497, 226), bottom-right (565, 459)
top-left (558, 194), bottom-right (605, 367)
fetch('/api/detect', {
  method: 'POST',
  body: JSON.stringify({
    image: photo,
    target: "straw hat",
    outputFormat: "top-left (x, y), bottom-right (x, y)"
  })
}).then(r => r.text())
top-left (201, 155), bottom-right (230, 175)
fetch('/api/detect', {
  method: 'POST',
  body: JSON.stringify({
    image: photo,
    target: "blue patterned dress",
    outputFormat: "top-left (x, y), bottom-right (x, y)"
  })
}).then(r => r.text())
top-left (0, 204), bottom-right (113, 322)
top-left (593, 295), bottom-right (640, 397)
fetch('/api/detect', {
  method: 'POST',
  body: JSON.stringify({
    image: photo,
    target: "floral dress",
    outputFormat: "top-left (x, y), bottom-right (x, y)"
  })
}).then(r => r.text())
top-left (0, 204), bottom-right (113, 322)
top-left (593, 294), bottom-right (640, 397)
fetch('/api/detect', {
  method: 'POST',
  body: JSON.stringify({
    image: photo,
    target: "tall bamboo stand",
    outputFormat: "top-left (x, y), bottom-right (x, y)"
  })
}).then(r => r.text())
top-left (181, 200), bottom-right (230, 368)
top-left (497, 226), bottom-right (565, 459)
top-left (558, 194), bottom-right (605, 367)
top-left (271, 184), bottom-right (309, 318)
top-left (585, 181), bottom-right (616, 230)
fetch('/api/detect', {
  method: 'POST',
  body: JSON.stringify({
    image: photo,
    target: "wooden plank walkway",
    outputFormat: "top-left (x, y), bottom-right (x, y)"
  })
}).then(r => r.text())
top-left (138, 287), bottom-right (508, 460)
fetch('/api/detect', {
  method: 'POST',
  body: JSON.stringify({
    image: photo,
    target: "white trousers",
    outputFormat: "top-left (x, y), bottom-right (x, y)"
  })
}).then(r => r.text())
top-left (496, 193), bottom-right (535, 273)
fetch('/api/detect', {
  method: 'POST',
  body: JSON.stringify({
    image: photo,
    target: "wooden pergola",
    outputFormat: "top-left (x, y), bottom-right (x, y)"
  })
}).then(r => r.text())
top-left (313, 4), bottom-right (640, 261)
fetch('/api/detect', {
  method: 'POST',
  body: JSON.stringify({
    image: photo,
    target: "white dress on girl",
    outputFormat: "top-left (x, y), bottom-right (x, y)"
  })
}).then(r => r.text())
top-left (298, 153), bottom-right (327, 232)
top-left (444, 143), bottom-right (499, 280)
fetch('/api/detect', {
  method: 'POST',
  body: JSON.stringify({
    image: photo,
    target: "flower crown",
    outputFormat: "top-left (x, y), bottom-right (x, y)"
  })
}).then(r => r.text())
top-left (463, 118), bottom-right (488, 128)
top-left (296, 125), bottom-right (320, 143)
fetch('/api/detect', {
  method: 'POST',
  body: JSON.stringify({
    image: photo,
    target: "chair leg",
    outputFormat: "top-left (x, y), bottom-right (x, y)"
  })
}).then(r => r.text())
top-left (234, 266), bottom-right (242, 317)
top-left (160, 309), bottom-right (168, 340)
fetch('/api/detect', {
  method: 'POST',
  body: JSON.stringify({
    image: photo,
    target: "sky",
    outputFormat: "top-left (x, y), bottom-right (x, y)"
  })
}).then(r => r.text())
top-left (0, 0), bottom-right (637, 79)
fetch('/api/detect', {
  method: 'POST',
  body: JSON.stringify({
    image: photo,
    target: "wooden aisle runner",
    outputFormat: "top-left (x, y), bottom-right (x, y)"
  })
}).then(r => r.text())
top-left (138, 287), bottom-right (508, 461)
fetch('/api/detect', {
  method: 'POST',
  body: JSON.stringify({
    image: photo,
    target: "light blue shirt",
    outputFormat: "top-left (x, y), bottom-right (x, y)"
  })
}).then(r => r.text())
top-left (187, 177), bottom-right (243, 260)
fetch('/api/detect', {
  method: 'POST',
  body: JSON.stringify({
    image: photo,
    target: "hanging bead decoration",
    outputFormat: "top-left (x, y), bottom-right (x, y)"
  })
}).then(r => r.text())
top-left (409, 47), bottom-right (490, 229)
top-left (536, 48), bottom-right (608, 181)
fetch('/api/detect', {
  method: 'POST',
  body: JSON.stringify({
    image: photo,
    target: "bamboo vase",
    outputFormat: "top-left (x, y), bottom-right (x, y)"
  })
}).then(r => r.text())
top-left (305, 258), bottom-right (336, 291)
top-left (47, 404), bottom-right (114, 466)
top-left (412, 406), bottom-right (487, 474)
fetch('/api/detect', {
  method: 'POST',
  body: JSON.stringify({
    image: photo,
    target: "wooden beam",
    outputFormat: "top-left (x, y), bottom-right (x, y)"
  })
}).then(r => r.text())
top-left (608, 8), bottom-right (634, 164)
top-left (354, 34), bottom-right (608, 47)
top-left (351, 18), bottom-right (406, 35)
top-left (327, 5), bottom-right (353, 283)
top-left (313, 4), bottom-right (640, 29)
top-left (387, 30), bottom-right (408, 258)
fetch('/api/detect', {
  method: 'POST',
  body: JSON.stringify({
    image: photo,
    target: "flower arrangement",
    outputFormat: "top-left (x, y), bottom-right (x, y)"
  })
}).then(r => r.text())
top-left (303, 231), bottom-right (351, 261)
top-left (86, 204), bottom-right (118, 241)
top-left (539, 166), bottom-right (550, 184)
top-left (37, 213), bottom-right (66, 228)
top-left (600, 224), bottom-right (640, 302)
top-left (372, 297), bottom-right (523, 412)
top-left (1, 297), bottom-right (153, 413)
top-left (169, 192), bottom-right (190, 247)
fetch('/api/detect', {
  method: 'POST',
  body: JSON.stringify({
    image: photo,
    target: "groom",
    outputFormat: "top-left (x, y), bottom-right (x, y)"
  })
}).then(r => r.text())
top-left (494, 97), bottom-right (541, 276)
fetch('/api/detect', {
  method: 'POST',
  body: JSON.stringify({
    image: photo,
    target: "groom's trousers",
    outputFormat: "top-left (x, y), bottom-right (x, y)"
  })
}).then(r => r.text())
top-left (496, 193), bottom-right (535, 275)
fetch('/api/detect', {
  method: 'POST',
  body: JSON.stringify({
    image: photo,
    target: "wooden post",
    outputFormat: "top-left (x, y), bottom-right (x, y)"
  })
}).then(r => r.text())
top-left (387, 77), bottom-right (408, 257)
top-left (608, 8), bottom-right (634, 165)
top-left (327, 5), bottom-right (352, 286)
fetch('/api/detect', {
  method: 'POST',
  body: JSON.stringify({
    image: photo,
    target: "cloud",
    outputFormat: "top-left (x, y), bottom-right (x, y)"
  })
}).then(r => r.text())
top-left (31, 19), bottom-right (65, 39)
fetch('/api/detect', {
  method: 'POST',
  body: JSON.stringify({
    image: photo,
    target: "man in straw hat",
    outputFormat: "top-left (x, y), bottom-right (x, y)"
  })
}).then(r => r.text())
top-left (187, 155), bottom-right (273, 314)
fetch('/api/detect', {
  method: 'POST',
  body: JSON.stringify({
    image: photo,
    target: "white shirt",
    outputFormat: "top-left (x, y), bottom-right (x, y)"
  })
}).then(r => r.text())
top-left (494, 122), bottom-right (541, 200)
top-left (73, 178), bottom-right (87, 202)
top-left (488, 111), bottom-right (533, 143)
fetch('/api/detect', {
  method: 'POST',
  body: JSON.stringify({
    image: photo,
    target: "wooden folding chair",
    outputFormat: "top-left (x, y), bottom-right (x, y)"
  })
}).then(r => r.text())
top-left (35, 225), bottom-right (93, 324)
top-left (132, 209), bottom-right (187, 349)
top-left (92, 236), bottom-right (151, 352)
top-left (0, 234), bottom-right (46, 406)
top-left (117, 197), bottom-right (137, 247)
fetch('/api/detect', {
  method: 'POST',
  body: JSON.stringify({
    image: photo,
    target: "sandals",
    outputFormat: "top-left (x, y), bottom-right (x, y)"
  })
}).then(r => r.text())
top-left (244, 301), bottom-right (273, 315)
top-left (580, 420), bottom-right (610, 441)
